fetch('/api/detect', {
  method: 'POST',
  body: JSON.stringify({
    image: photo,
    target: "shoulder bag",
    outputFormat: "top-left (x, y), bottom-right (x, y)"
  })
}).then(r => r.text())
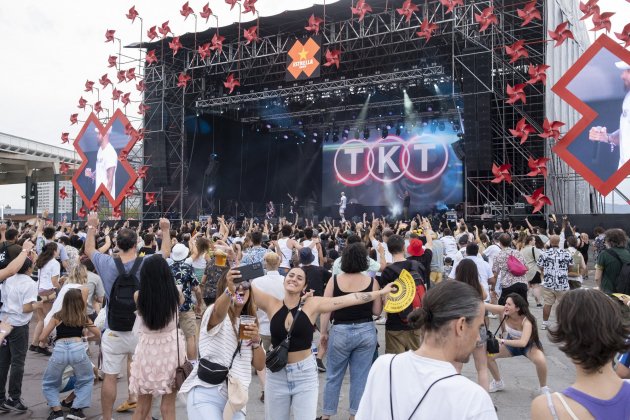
top-left (172, 311), bottom-right (194, 391)
top-left (266, 304), bottom-right (303, 372)
top-left (198, 316), bottom-right (242, 385)
top-left (486, 316), bottom-right (507, 354)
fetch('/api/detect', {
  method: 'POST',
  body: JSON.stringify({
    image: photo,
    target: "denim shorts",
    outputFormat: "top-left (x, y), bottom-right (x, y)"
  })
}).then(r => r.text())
top-left (505, 334), bottom-right (531, 357)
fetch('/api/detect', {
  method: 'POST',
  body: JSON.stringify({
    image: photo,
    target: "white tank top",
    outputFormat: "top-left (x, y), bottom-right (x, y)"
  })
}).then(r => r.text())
top-left (301, 240), bottom-right (319, 266)
top-left (278, 238), bottom-right (292, 269)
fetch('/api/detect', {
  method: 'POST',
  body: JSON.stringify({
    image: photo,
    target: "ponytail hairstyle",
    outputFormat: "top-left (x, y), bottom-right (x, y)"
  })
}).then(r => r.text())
top-left (36, 242), bottom-right (58, 269)
top-left (505, 293), bottom-right (543, 351)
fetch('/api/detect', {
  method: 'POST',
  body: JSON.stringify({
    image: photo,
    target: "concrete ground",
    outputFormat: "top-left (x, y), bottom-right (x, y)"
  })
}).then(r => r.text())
top-left (7, 276), bottom-right (591, 419)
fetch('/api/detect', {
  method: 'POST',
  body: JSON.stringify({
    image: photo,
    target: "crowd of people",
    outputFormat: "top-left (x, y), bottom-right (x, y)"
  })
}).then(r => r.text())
top-left (0, 210), bottom-right (629, 419)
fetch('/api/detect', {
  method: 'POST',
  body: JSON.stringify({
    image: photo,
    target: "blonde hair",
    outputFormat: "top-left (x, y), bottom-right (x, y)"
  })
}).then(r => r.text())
top-left (264, 252), bottom-right (280, 270)
top-left (66, 264), bottom-right (88, 285)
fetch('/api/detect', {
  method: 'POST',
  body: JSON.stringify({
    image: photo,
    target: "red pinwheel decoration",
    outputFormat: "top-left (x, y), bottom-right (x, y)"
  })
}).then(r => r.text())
top-left (145, 192), bottom-right (157, 206)
top-left (439, 0), bottom-right (464, 14)
top-left (475, 7), bottom-right (498, 32)
top-left (200, 3), bottom-right (212, 23)
top-left (198, 43), bottom-right (212, 60)
top-left (70, 114), bottom-right (78, 125)
top-left (84, 80), bottom-right (95, 92)
top-left (90, 201), bottom-right (99, 212)
top-left (491, 163), bottom-right (512, 184)
top-left (178, 72), bottom-right (191, 88)
top-left (169, 36), bottom-right (183, 56)
top-left (125, 123), bottom-right (136, 137)
top-left (509, 118), bottom-right (536, 145)
top-left (99, 74), bottom-right (112, 88)
top-left (107, 55), bottom-right (118, 68)
top-left (126, 68), bottom-right (136, 81)
top-left (78, 97), bottom-right (87, 109)
top-left (524, 188), bottom-right (552, 213)
top-left (121, 92), bottom-right (131, 107)
top-left (112, 89), bottom-right (123, 101)
top-left (131, 128), bottom-right (145, 143)
top-left (396, 0), bottom-right (419, 23)
top-left (137, 166), bottom-right (149, 179)
top-left (416, 18), bottom-right (439, 43)
top-left (225, 0), bottom-right (238, 11)
top-left (548, 22), bottom-right (574, 47)
top-left (136, 81), bottom-right (145, 92)
top-left (124, 185), bottom-right (137, 198)
top-left (116, 70), bottom-right (126, 83)
top-left (77, 207), bottom-right (87, 219)
top-left (243, 0), bottom-right (257, 15)
top-left (94, 101), bottom-right (103, 115)
top-left (579, 0), bottom-right (600, 20)
top-left (224, 74), bottom-right (240, 94)
top-left (60, 163), bottom-right (70, 174)
top-left (323, 49), bottom-right (342, 69)
top-left (615, 23), bottom-right (630, 48)
top-left (506, 84), bottom-right (527, 105)
top-left (539, 119), bottom-right (565, 141)
top-left (119, 150), bottom-right (129, 161)
top-left (138, 103), bottom-right (150, 115)
top-left (147, 26), bottom-right (158, 40)
top-left (526, 64), bottom-right (550, 85)
top-left (180, 2), bottom-right (194, 20)
top-left (61, 132), bottom-right (70, 144)
top-left (305, 15), bottom-right (324, 35)
top-left (351, 0), bottom-right (373, 22)
top-left (244, 26), bottom-right (260, 45)
top-left (112, 205), bottom-right (122, 219)
top-left (517, 1), bottom-right (541, 27)
top-left (59, 187), bottom-right (68, 200)
top-left (210, 33), bottom-right (225, 52)
top-left (504, 40), bottom-right (529, 64)
top-left (527, 157), bottom-right (551, 178)
top-left (105, 29), bottom-right (116, 43)
top-left (126, 6), bottom-right (139, 23)
top-left (146, 50), bottom-right (158, 65)
top-left (591, 11), bottom-right (614, 33)
top-left (159, 21), bottom-right (172, 37)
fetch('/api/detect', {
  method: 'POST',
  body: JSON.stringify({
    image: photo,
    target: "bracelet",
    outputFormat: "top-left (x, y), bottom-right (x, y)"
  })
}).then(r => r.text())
top-left (0, 330), bottom-right (7, 335)
top-left (224, 287), bottom-right (234, 298)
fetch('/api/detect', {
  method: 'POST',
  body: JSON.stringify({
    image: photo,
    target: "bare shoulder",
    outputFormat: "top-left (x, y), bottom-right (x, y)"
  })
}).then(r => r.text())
top-left (530, 394), bottom-right (553, 420)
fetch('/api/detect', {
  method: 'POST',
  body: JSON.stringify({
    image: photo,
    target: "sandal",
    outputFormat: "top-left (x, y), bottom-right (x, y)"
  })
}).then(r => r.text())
top-left (116, 400), bottom-right (137, 412)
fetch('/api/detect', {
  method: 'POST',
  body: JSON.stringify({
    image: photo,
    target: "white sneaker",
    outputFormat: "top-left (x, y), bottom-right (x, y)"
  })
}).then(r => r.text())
top-left (539, 386), bottom-right (551, 395)
top-left (375, 317), bottom-right (387, 325)
top-left (541, 322), bottom-right (548, 330)
top-left (489, 379), bottom-right (505, 393)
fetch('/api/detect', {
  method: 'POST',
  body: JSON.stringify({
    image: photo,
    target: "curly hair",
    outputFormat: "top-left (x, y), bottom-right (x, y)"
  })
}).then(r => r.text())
top-left (604, 229), bottom-right (628, 249)
top-left (340, 242), bottom-right (369, 274)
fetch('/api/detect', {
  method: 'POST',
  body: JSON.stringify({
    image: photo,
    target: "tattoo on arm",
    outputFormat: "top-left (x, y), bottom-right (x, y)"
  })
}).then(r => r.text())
top-left (354, 292), bottom-right (372, 303)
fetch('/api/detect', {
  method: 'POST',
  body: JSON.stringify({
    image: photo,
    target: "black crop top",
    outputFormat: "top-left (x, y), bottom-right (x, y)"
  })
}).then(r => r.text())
top-left (55, 322), bottom-right (84, 341)
top-left (331, 275), bottom-right (374, 323)
top-left (270, 304), bottom-right (314, 352)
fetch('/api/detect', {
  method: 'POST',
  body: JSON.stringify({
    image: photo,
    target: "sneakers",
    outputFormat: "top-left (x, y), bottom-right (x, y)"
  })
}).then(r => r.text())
top-left (2, 397), bottom-right (28, 412)
top-left (0, 400), bottom-right (8, 413)
top-left (536, 303), bottom-right (543, 308)
top-left (61, 399), bottom-right (73, 409)
top-left (489, 379), bottom-right (505, 393)
top-left (316, 358), bottom-right (327, 373)
top-left (67, 408), bottom-right (87, 420)
top-left (36, 346), bottom-right (52, 356)
top-left (47, 410), bottom-right (65, 420)
top-left (28, 344), bottom-right (39, 353)
top-left (541, 322), bottom-right (548, 330)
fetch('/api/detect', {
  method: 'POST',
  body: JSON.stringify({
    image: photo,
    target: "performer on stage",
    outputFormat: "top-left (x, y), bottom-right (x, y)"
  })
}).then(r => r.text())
top-left (338, 191), bottom-right (347, 222)
top-left (84, 127), bottom-right (117, 198)
top-left (266, 200), bottom-right (275, 219)
top-left (399, 190), bottom-right (411, 221)
top-left (288, 194), bottom-right (298, 215)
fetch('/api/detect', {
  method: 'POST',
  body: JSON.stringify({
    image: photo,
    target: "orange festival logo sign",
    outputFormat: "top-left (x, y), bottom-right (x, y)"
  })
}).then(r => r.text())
top-left (286, 36), bottom-right (321, 81)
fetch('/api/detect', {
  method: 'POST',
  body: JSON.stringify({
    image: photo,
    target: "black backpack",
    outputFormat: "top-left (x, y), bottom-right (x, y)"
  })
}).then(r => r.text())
top-left (389, 261), bottom-right (428, 323)
top-left (107, 256), bottom-right (143, 332)
top-left (606, 250), bottom-right (630, 295)
top-left (0, 242), bottom-right (17, 270)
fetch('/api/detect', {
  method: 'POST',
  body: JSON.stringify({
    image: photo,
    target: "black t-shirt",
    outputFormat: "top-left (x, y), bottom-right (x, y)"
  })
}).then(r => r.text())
top-left (407, 249), bottom-right (432, 284)
top-left (301, 265), bottom-right (332, 297)
top-left (379, 260), bottom-right (422, 331)
top-left (138, 247), bottom-right (155, 257)
top-left (403, 195), bottom-right (411, 207)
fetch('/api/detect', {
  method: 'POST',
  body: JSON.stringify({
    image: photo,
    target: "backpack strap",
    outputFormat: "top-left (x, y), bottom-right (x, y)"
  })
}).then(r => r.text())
top-left (113, 256), bottom-right (144, 278)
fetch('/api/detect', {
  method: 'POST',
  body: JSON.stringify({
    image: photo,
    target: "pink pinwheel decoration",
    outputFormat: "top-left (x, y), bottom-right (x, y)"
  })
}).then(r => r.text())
top-left (159, 21), bottom-right (172, 37)
top-left (77, 207), bottom-right (87, 218)
top-left (198, 43), bottom-right (212, 60)
top-left (112, 205), bottom-right (122, 219)
top-left (506, 84), bottom-right (527, 105)
top-left (178, 72), bottom-right (191, 88)
top-left (526, 64), bottom-right (550, 85)
top-left (116, 70), bottom-right (126, 83)
top-left (99, 74), bottom-right (112, 88)
top-left (244, 26), bottom-right (260, 45)
top-left (137, 166), bottom-right (149, 179)
top-left (351, 0), bottom-right (373, 22)
top-left (124, 185), bottom-right (137, 198)
top-left (94, 101), bottom-right (103, 115)
top-left (121, 92), bottom-right (131, 107)
top-left (78, 97), bottom-right (87, 109)
top-left (61, 132), bottom-right (70, 144)
top-left (579, 0), bottom-right (600, 20)
top-left (517, 1), bottom-right (541, 27)
top-left (225, 0), bottom-right (238, 11)
top-left (305, 15), bottom-right (324, 35)
top-left (504, 40), bottom-right (529, 63)
top-left (108, 55), bottom-right (118, 68)
top-left (180, 2), bottom-right (194, 20)
top-left (397, 0), bottom-right (419, 23)
top-left (145, 192), bottom-right (156, 206)
top-left (509, 118), bottom-right (536, 145)
top-left (112, 89), bottom-right (123, 101)
top-left (200, 3), bottom-right (212, 22)
top-left (548, 22), bottom-right (574, 47)
top-left (70, 114), bottom-right (78, 125)
top-left (136, 81), bottom-right (146, 92)
top-left (169, 36), bottom-right (183, 55)
top-left (323, 49), bottom-right (341, 69)
top-left (439, 0), bottom-right (464, 14)
top-left (615, 23), bottom-right (630, 48)
top-left (146, 50), bottom-right (158, 65)
top-left (105, 29), bottom-right (116, 42)
top-left (138, 103), bottom-right (150, 115)
top-left (84, 80), bottom-right (95, 92)
top-left (524, 188), bottom-right (552, 213)
top-left (224, 74), bottom-right (240, 94)
top-left (527, 157), bottom-right (551, 178)
top-left (475, 6), bottom-right (498, 32)
top-left (210, 33), bottom-right (225, 52)
top-left (147, 26), bottom-right (158, 40)
top-left (60, 163), bottom-right (70, 174)
top-left (126, 6), bottom-right (139, 23)
top-left (539, 119), bottom-right (565, 141)
top-left (416, 18), bottom-right (439, 43)
top-left (591, 11), bottom-right (614, 33)
top-left (126, 68), bottom-right (136, 81)
top-left (59, 187), bottom-right (68, 200)
top-left (243, 0), bottom-right (257, 15)
top-left (491, 163), bottom-right (512, 184)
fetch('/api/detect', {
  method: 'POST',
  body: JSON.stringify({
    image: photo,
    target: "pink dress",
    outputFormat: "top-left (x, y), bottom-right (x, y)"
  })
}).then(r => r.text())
top-left (129, 315), bottom-right (186, 396)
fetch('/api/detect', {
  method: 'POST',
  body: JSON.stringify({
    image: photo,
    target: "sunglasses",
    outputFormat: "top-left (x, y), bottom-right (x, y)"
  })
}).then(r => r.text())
top-left (235, 280), bottom-right (251, 290)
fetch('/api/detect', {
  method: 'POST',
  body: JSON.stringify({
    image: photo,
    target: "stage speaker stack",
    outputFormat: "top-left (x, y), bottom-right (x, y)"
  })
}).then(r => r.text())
top-left (144, 131), bottom-right (170, 188)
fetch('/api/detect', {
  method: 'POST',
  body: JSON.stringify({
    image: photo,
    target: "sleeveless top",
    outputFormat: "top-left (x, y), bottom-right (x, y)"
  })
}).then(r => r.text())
top-left (331, 275), bottom-right (374, 323)
top-left (562, 382), bottom-right (630, 419)
top-left (55, 322), bottom-right (84, 341)
top-left (278, 239), bottom-right (292, 269)
top-left (270, 303), bottom-right (313, 352)
top-left (505, 318), bottom-right (525, 340)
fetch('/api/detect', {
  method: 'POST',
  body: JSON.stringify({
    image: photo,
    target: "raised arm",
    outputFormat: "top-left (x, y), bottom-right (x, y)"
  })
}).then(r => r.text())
top-left (85, 212), bottom-right (99, 259)
top-left (159, 218), bottom-right (172, 258)
top-left (305, 282), bottom-right (393, 315)
top-left (0, 240), bottom-right (34, 281)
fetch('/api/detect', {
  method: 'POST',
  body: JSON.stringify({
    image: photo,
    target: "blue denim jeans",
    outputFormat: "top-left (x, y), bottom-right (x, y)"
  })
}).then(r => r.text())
top-left (265, 355), bottom-right (318, 420)
top-left (186, 386), bottom-right (246, 420)
top-left (42, 341), bottom-right (93, 409)
top-left (322, 321), bottom-right (377, 416)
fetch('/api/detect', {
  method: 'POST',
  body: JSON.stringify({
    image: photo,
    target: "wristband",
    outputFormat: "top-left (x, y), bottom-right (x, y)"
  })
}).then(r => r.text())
top-left (224, 287), bottom-right (234, 298)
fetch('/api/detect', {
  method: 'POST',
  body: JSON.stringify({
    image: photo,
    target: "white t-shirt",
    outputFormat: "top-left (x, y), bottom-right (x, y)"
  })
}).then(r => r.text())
top-left (96, 142), bottom-right (118, 198)
top-left (340, 195), bottom-right (347, 210)
top-left (0, 274), bottom-right (38, 327)
top-left (356, 352), bottom-right (497, 420)
top-left (483, 244), bottom-right (501, 269)
top-left (252, 271), bottom-right (285, 336)
top-left (441, 236), bottom-right (458, 259)
top-left (371, 239), bottom-right (392, 276)
top-left (38, 259), bottom-right (60, 290)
